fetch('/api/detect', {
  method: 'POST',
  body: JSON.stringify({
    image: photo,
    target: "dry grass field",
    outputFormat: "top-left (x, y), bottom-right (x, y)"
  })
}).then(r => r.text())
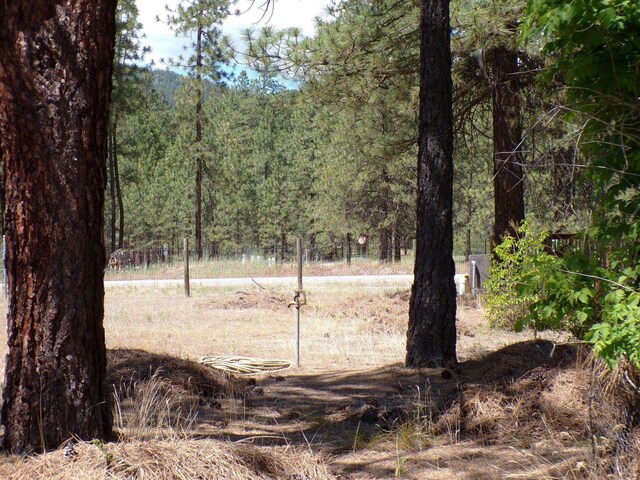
top-left (0, 266), bottom-right (638, 479)
top-left (102, 255), bottom-right (417, 281)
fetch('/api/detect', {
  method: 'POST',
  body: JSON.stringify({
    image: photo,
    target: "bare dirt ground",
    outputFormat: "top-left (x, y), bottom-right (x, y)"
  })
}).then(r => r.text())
top-left (0, 280), bottom-right (635, 479)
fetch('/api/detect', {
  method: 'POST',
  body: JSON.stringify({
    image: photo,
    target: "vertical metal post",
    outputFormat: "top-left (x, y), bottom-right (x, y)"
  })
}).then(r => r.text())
top-left (297, 238), bottom-right (303, 292)
top-left (184, 237), bottom-right (190, 298)
top-left (470, 260), bottom-right (477, 295)
top-left (296, 238), bottom-right (302, 367)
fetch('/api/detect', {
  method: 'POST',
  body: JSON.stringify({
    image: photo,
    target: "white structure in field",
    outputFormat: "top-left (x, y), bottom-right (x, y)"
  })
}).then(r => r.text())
top-left (454, 273), bottom-right (470, 296)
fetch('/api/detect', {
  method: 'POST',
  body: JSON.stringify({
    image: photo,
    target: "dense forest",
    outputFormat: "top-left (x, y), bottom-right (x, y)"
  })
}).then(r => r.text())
top-left (107, 0), bottom-right (595, 262)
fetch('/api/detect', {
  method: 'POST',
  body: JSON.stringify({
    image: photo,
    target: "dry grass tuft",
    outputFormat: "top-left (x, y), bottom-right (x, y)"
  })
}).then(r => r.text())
top-left (108, 349), bottom-right (250, 441)
top-left (433, 341), bottom-right (592, 447)
top-left (461, 340), bottom-right (587, 384)
top-left (453, 366), bottom-right (590, 447)
top-left (2, 439), bottom-right (336, 480)
top-left (501, 448), bottom-right (591, 479)
top-left (113, 371), bottom-right (202, 440)
top-left (586, 357), bottom-right (640, 479)
top-left (107, 348), bottom-right (249, 400)
top-left (212, 288), bottom-right (290, 311)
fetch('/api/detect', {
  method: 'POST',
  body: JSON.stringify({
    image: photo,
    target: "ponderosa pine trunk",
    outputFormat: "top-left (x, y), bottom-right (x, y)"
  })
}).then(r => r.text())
top-left (0, 0), bottom-right (116, 452)
top-left (406, 0), bottom-right (457, 368)
top-left (488, 45), bottom-right (525, 245)
top-left (379, 228), bottom-right (392, 263)
top-left (552, 146), bottom-right (577, 223)
top-left (113, 117), bottom-right (125, 249)
top-left (108, 126), bottom-right (117, 252)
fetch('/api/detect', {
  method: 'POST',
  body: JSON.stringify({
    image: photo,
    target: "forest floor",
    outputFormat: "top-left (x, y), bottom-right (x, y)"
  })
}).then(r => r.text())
top-left (0, 274), bottom-right (631, 479)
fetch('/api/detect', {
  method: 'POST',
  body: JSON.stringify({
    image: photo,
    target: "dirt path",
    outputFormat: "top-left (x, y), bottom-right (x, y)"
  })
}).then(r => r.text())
top-left (230, 365), bottom-right (449, 444)
top-left (194, 341), bottom-right (590, 479)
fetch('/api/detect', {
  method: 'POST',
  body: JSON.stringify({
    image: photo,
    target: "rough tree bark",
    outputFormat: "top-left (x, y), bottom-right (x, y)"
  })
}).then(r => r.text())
top-left (113, 117), bottom-right (125, 249)
top-left (379, 228), bottom-right (392, 263)
top-left (406, 0), bottom-right (457, 368)
top-left (108, 127), bottom-right (117, 252)
top-left (0, 0), bottom-right (117, 452)
top-left (488, 45), bottom-right (525, 245)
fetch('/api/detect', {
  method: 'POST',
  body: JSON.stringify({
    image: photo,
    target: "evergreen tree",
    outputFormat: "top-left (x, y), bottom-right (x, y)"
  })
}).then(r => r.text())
top-left (452, 0), bottom-right (530, 245)
top-left (163, 0), bottom-right (233, 259)
top-left (406, 0), bottom-right (457, 368)
top-left (108, 0), bottom-right (149, 252)
top-left (0, 0), bottom-right (116, 452)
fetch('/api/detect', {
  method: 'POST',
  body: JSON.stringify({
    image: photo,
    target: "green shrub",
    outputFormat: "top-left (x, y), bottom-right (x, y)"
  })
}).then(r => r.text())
top-left (522, 0), bottom-right (640, 369)
top-left (484, 222), bottom-right (556, 333)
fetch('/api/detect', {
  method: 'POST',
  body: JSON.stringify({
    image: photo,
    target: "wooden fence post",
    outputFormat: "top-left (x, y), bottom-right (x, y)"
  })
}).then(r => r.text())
top-left (184, 237), bottom-right (190, 298)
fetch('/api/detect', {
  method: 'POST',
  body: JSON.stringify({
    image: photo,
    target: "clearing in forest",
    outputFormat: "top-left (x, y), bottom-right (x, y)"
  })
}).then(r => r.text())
top-left (0, 282), bottom-right (634, 479)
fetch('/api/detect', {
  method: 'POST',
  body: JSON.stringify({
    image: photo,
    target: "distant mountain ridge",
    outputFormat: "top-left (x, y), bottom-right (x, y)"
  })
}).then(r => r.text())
top-left (151, 69), bottom-right (184, 106)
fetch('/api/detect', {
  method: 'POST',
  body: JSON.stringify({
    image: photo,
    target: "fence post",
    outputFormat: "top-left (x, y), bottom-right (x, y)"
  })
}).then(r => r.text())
top-left (184, 237), bottom-right (190, 298)
top-left (296, 238), bottom-right (302, 367)
top-left (470, 260), bottom-right (477, 295)
top-left (287, 238), bottom-right (306, 368)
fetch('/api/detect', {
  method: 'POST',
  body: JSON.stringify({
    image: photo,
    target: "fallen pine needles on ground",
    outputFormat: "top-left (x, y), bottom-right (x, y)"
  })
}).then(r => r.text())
top-left (0, 439), bottom-right (336, 480)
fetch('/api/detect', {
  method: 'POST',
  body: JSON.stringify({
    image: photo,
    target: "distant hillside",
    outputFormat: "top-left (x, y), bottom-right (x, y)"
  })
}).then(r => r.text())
top-left (152, 69), bottom-right (184, 106)
top-left (151, 69), bottom-right (227, 106)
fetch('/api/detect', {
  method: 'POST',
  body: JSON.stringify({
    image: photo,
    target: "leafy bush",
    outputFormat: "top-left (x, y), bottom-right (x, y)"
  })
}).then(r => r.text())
top-left (518, 247), bottom-right (599, 338)
top-left (522, 0), bottom-right (640, 368)
top-left (484, 222), bottom-right (556, 333)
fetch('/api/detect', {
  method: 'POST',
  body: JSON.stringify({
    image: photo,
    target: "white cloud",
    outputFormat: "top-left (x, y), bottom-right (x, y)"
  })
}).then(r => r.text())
top-left (136, 0), bottom-right (331, 67)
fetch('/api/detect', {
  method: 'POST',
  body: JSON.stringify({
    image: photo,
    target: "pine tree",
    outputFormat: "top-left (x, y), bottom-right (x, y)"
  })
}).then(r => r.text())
top-left (163, 0), bottom-right (232, 259)
top-left (108, 0), bottom-right (149, 251)
top-left (406, 0), bottom-right (457, 368)
top-left (0, 0), bottom-right (117, 452)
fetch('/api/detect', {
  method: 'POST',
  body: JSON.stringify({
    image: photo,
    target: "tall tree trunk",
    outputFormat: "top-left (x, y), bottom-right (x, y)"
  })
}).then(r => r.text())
top-left (552, 146), bottom-right (576, 224)
top-left (194, 26), bottom-right (203, 260)
top-left (379, 228), bottom-right (392, 263)
top-left (391, 230), bottom-right (397, 264)
top-left (488, 45), bottom-right (525, 245)
top-left (108, 123), bottom-right (117, 253)
top-left (406, 0), bottom-right (457, 368)
top-left (112, 117), bottom-right (125, 249)
top-left (280, 231), bottom-right (286, 263)
top-left (392, 223), bottom-right (401, 263)
top-left (0, 0), bottom-right (117, 452)
top-left (346, 233), bottom-right (352, 265)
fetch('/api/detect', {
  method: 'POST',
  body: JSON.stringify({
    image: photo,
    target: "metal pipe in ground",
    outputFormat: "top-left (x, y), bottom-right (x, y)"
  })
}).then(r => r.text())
top-left (296, 238), bottom-right (302, 367)
top-left (184, 237), bottom-right (190, 298)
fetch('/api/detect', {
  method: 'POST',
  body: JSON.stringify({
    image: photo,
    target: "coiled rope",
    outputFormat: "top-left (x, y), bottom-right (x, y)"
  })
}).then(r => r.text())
top-left (199, 355), bottom-right (291, 375)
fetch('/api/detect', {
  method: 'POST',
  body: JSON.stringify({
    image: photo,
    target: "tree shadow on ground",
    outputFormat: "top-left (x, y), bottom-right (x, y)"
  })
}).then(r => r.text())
top-left (108, 340), bottom-right (589, 479)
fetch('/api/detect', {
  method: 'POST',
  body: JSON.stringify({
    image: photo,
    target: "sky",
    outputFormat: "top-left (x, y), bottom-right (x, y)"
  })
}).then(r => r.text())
top-left (136, 0), bottom-right (332, 68)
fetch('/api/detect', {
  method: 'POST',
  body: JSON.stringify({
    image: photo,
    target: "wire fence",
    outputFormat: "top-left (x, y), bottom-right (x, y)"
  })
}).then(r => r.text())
top-left (105, 242), bottom-right (490, 302)
top-left (0, 234), bottom-right (488, 298)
